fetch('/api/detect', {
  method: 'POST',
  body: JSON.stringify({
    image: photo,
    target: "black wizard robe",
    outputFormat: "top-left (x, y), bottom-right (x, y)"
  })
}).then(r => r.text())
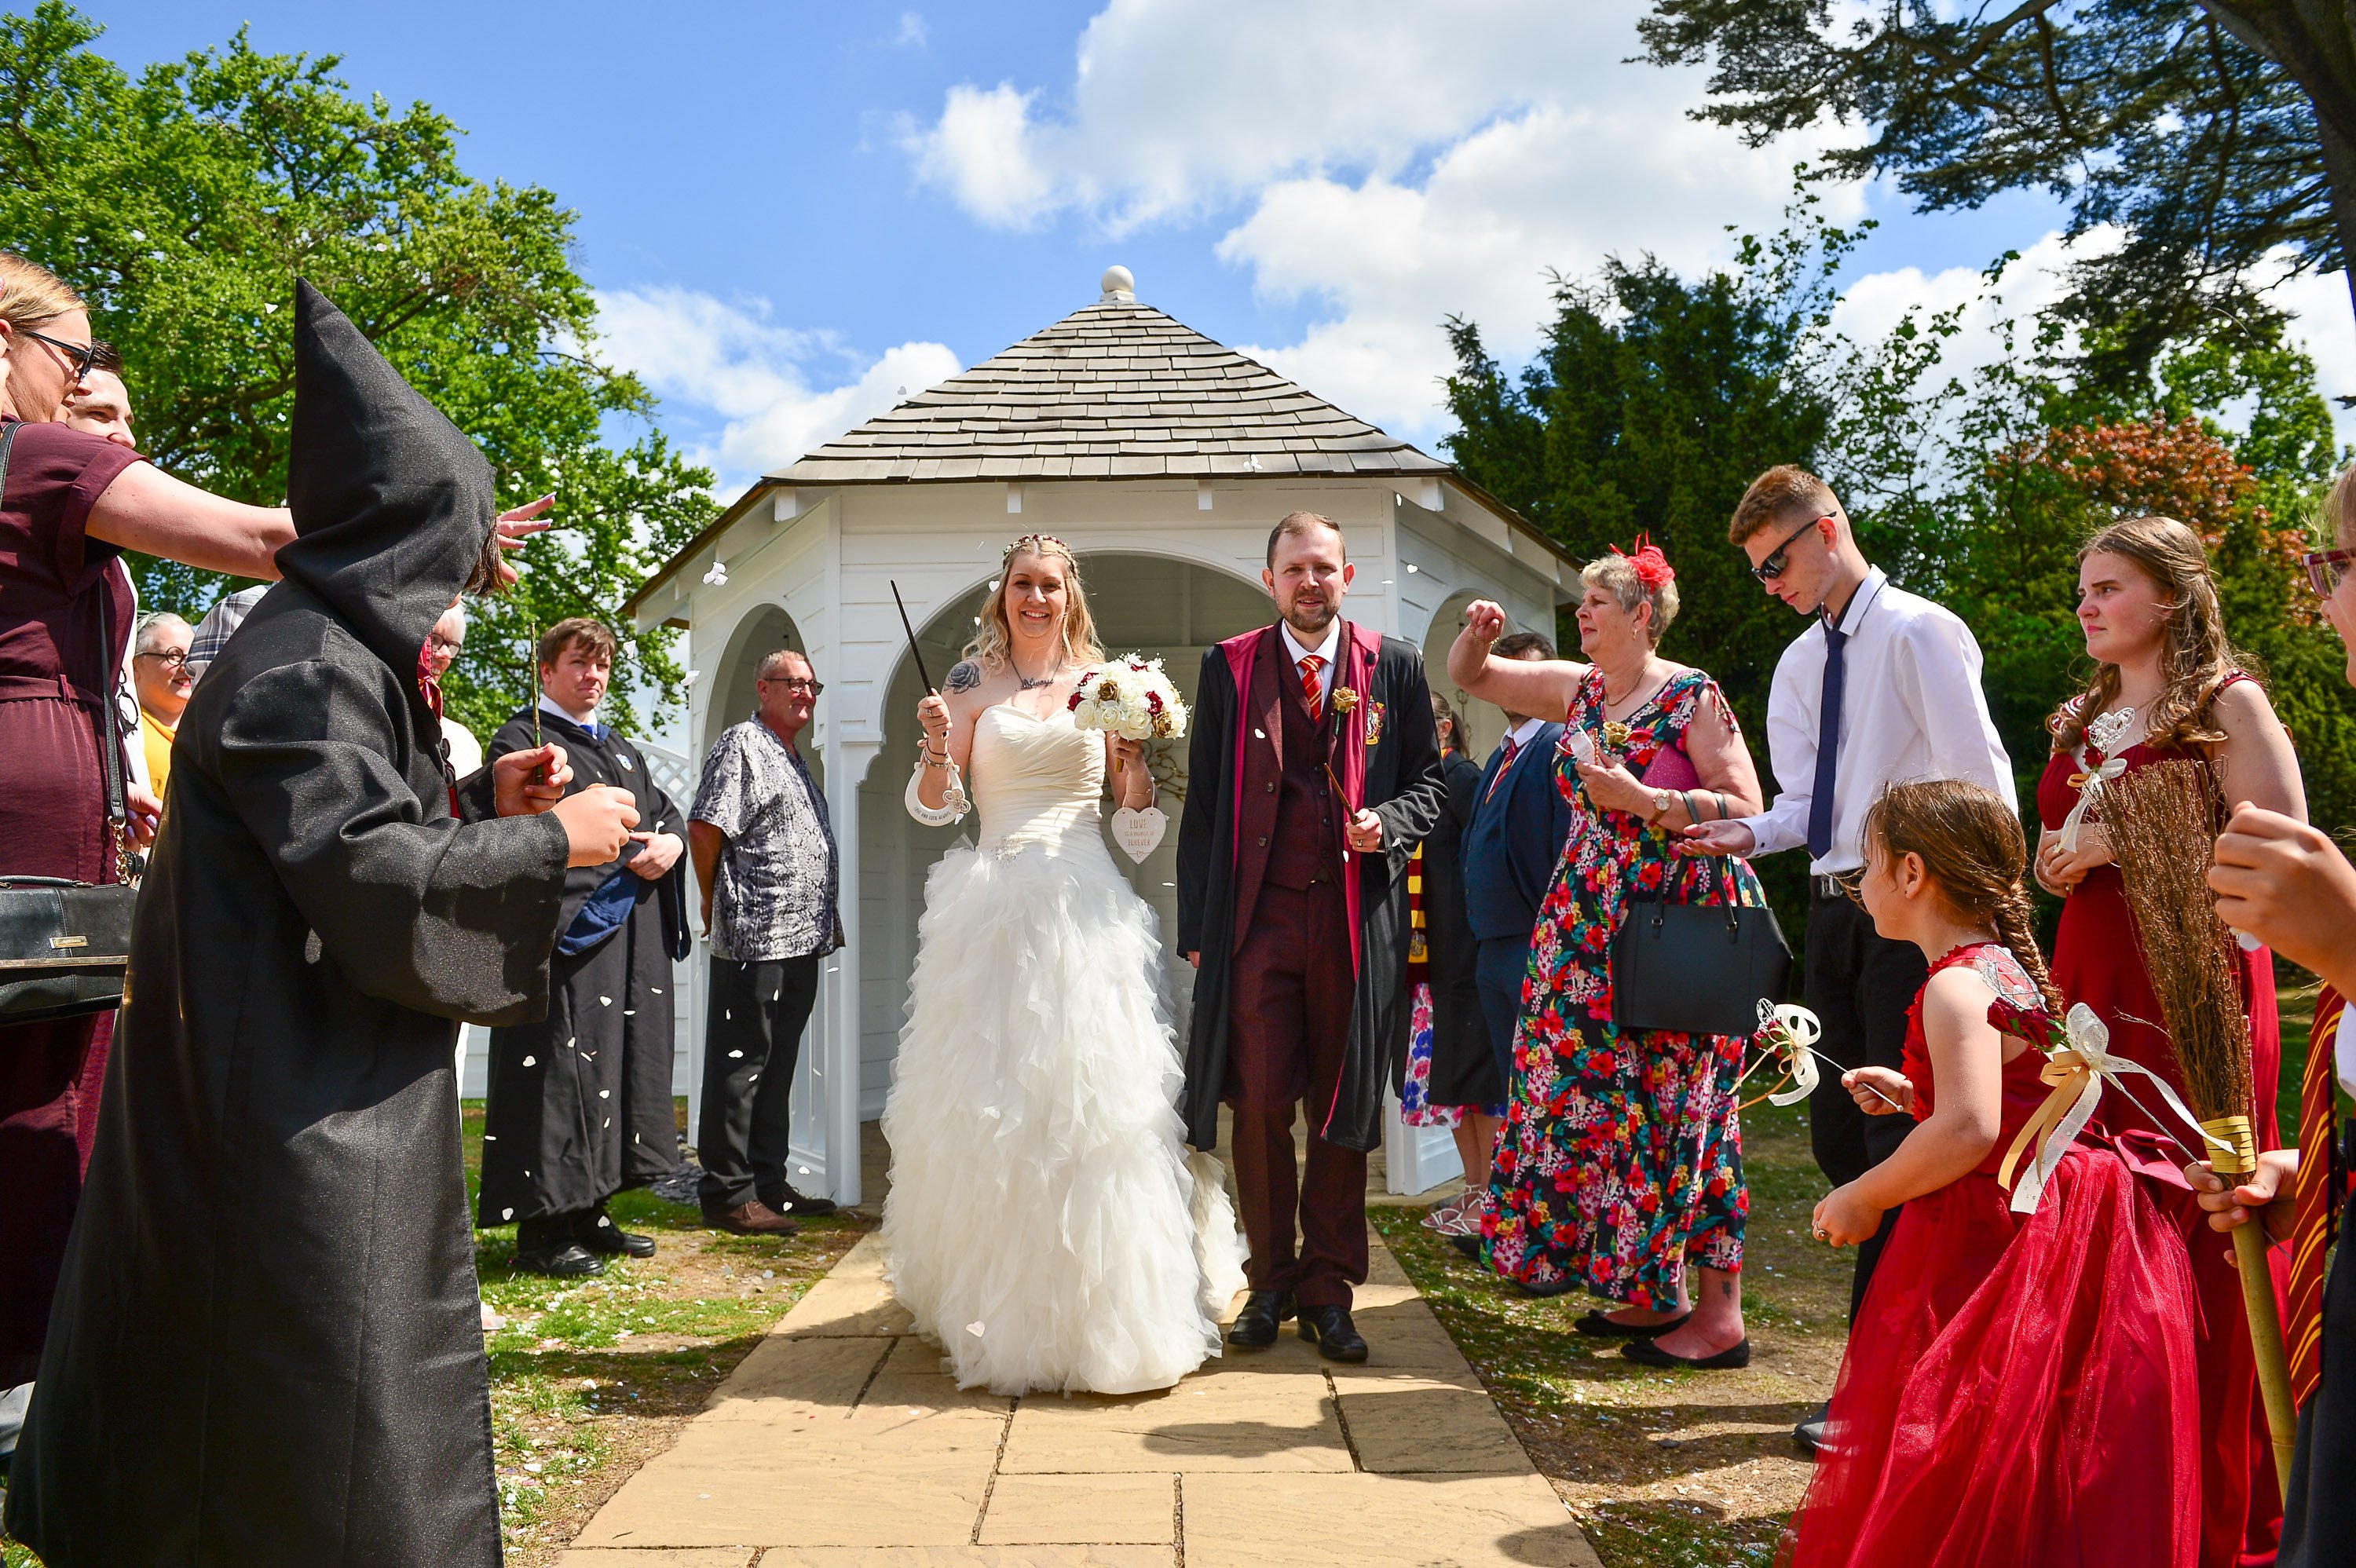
top-left (4, 282), bottom-right (569, 1568)
top-left (1175, 620), bottom-right (1446, 1153)
top-left (477, 704), bottom-right (689, 1225)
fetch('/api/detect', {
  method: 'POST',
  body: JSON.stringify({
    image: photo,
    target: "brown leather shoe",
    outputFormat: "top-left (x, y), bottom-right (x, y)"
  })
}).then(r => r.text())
top-left (704, 1199), bottom-right (799, 1236)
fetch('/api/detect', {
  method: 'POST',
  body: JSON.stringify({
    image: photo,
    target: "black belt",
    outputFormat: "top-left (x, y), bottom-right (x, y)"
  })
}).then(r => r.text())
top-left (1812, 873), bottom-right (1853, 901)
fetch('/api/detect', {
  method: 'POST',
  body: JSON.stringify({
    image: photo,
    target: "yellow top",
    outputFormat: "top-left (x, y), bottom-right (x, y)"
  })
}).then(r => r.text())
top-left (140, 706), bottom-right (177, 801)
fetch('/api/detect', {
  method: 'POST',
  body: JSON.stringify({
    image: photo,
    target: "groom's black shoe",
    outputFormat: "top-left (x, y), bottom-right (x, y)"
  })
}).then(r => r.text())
top-left (1227, 1289), bottom-right (1297, 1348)
top-left (1297, 1304), bottom-right (1368, 1363)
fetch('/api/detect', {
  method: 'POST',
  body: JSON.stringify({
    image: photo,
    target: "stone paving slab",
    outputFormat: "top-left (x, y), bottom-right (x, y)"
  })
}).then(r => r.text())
top-left (569, 1227), bottom-right (1598, 1566)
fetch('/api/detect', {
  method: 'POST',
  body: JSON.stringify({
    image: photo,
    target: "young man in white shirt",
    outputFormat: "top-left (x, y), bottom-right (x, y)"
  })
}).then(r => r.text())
top-left (1684, 465), bottom-right (2014, 1449)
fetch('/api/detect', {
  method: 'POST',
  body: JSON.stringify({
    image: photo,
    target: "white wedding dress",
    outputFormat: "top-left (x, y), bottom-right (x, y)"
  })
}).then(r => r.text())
top-left (883, 704), bottom-right (1249, 1395)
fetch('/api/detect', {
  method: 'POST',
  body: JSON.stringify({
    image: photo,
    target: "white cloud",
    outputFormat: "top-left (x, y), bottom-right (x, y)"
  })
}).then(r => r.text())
top-left (900, 0), bottom-right (1855, 440)
top-left (894, 11), bottom-right (927, 46)
top-left (2267, 261), bottom-right (2356, 427)
top-left (595, 286), bottom-right (961, 490)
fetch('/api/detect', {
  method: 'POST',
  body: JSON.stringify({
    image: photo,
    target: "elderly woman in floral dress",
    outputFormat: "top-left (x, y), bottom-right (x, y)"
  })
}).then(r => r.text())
top-left (1446, 543), bottom-right (1769, 1369)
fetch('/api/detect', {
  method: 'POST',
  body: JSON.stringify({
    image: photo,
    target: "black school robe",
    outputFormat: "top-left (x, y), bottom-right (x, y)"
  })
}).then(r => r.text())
top-left (4, 282), bottom-right (569, 1568)
top-left (1410, 751), bottom-right (1500, 1106)
top-left (477, 705), bottom-right (688, 1224)
top-left (1175, 622), bottom-right (1446, 1153)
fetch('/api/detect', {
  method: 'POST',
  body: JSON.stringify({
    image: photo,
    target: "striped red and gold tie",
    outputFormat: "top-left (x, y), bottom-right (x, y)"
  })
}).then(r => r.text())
top-left (2289, 985), bottom-right (2345, 1409)
top-left (1485, 735), bottom-right (1520, 802)
top-left (1298, 654), bottom-right (1326, 722)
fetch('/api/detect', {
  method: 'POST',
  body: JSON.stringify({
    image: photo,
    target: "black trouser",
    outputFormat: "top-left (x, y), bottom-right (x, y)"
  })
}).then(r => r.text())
top-left (698, 954), bottom-right (821, 1212)
top-left (1802, 888), bottom-right (1928, 1324)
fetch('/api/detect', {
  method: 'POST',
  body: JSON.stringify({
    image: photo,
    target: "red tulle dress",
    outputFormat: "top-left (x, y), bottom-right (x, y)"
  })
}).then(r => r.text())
top-left (1783, 942), bottom-right (2201, 1568)
top-left (2037, 697), bottom-right (2286, 1568)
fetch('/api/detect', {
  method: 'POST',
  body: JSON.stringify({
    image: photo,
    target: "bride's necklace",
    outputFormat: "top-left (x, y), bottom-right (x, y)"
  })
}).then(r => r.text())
top-left (1011, 652), bottom-right (1060, 692)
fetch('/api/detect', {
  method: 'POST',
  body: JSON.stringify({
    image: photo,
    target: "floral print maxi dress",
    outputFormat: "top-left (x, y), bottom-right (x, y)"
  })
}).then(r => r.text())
top-left (1480, 667), bottom-right (1762, 1307)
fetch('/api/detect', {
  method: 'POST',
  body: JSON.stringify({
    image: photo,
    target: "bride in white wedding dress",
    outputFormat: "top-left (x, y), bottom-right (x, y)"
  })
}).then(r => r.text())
top-left (886, 533), bottom-right (1247, 1395)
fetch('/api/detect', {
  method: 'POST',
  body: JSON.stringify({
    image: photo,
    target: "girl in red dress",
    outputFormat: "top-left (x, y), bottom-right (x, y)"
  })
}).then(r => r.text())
top-left (2034, 515), bottom-right (2304, 1567)
top-left (1784, 779), bottom-right (2201, 1568)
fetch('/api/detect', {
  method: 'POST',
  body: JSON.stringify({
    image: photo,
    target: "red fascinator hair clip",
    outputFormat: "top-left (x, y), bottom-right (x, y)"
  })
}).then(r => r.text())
top-left (1611, 534), bottom-right (1676, 590)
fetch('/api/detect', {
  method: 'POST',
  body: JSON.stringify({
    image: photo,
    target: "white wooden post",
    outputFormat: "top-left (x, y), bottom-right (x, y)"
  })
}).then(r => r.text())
top-left (823, 738), bottom-right (877, 1205)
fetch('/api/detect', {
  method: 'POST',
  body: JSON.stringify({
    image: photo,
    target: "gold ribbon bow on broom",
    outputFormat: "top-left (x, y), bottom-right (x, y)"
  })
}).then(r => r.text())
top-left (1996, 1001), bottom-right (2230, 1215)
top-left (2057, 756), bottom-right (2127, 852)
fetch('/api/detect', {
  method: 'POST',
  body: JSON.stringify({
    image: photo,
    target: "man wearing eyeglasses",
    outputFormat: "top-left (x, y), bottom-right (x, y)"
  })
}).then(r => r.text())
top-left (1683, 464), bottom-right (2014, 1451)
top-left (130, 612), bottom-right (194, 800)
top-left (686, 647), bottom-right (843, 1234)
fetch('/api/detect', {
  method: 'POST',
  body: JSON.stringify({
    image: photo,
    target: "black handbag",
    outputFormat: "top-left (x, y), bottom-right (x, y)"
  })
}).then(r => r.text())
top-left (0, 423), bottom-right (141, 1025)
top-left (1608, 858), bottom-right (1791, 1039)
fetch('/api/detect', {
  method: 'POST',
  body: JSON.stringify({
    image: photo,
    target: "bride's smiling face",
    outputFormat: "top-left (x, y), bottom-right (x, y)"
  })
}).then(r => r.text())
top-left (1001, 551), bottom-right (1068, 647)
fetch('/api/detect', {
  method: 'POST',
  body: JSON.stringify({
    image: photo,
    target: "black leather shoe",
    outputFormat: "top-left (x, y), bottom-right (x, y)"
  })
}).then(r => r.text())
top-left (1572, 1310), bottom-right (1690, 1339)
top-left (1621, 1334), bottom-right (1751, 1370)
top-left (1793, 1401), bottom-right (1830, 1452)
top-left (514, 1241), bottom-right (606, 1278)
top-left (578, 1207), bottom-right (656, 1259)
top-left (1449, 1233), bottom-right (1482, 1260)
top-left (1511, 1273), bottom-right (1581, 1299)
top-left (1226, 1289), bottom-right (1297, 1348)
top-left (1297, 1304), bottom-right (1368, 1363)
top-left (760, 1181), bottom-right (837, 1217)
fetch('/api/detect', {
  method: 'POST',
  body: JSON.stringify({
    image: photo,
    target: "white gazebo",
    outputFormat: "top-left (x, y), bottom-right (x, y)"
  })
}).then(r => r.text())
top-left (624, 266), bottom-right (1575, 1206)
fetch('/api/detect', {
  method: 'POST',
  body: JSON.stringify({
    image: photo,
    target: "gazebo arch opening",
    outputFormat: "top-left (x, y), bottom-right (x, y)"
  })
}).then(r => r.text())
top-left (851, 551), bottom-right (1272, 1116)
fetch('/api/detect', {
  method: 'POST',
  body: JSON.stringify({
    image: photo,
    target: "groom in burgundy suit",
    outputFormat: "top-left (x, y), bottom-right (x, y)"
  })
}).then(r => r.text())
top-left (1176, 513), bottom-right (1445, 1361)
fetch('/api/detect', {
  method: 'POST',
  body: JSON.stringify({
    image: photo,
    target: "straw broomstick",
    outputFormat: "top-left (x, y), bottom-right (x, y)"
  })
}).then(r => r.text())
top-left (2107, 758), bottom-right (2296, 1501)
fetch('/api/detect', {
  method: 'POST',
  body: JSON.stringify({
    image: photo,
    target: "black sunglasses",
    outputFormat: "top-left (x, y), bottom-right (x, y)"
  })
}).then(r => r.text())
top-left (1751, 515), bottom-right (1833, 583)
top-left (17, 327), bottom-right (101, 380)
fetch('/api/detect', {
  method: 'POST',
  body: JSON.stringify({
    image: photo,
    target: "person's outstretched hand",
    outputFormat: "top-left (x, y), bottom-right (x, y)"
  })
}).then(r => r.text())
top-left (492, 744), bottom-right (573, 817)
top-left (554, 784), bottom-right (638, 867)
top-left (1679, 819), bottom-right (1756, 857)
top-left (2208, 802), bottom-right (2356, 985)
top-left (490, 494), bottom-right (558, 588)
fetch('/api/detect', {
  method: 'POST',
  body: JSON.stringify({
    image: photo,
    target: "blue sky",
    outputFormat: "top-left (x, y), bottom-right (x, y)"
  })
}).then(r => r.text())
top-left (85, 1), bottom-right (2356, 494)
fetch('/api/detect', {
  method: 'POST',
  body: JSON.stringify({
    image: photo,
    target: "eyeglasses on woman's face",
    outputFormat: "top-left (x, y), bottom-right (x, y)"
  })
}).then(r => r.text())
top-left (17, 327), bottom-right (101, 382)
top-left (135, 648), bottom-right (191, 672)
top-left (425, 632), bottom-right (464, 657)
top-left (1750, 516), bottom-right (1832, 583)
top-left (2303, 548), bottom-right (2355, 599)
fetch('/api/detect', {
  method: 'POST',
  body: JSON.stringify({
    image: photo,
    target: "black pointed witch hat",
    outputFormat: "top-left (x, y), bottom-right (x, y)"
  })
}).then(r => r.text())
top-left (276, 280), bottom-right (498, 689)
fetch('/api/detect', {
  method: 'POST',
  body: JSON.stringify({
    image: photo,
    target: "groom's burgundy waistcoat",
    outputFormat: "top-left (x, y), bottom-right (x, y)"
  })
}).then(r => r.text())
top-left (1231, 627), bottom-right (1344, 948)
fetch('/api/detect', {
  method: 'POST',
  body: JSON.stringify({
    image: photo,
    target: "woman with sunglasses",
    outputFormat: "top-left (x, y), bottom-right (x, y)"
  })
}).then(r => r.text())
top-left (2031, 514), bottom-right (2303, 1568)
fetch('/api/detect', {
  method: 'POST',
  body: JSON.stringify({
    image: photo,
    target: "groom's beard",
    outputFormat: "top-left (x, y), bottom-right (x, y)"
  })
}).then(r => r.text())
top-left (1282, 596), bottom-right (1338, 639)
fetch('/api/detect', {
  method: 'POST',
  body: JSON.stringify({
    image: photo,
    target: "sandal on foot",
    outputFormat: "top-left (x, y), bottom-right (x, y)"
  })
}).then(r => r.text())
top-left (1571, 1310), bottom-right (1692, 1339)
top-left (1620, 1335), bottom-right (1751, 1370)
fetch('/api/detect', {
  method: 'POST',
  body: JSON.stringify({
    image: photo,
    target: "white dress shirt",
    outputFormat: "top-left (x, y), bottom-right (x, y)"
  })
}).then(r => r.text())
top-left (1737, 568), bottom-right (2015, 874)
top-left (1279, 618), bottom-right (1343, 706)
top-left (440, 716), bottom-right (483, 779)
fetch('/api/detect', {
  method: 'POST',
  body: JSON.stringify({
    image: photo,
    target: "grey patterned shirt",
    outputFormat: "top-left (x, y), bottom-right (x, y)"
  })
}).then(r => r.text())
top-left (690, 718), bottom-right (840, 962)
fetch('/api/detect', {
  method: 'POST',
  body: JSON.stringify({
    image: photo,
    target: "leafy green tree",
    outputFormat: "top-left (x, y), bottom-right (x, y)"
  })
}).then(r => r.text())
top-left (1637, 1), bottom-right (2356, 380)
top-left (0, 2), bottom-right (712, 738)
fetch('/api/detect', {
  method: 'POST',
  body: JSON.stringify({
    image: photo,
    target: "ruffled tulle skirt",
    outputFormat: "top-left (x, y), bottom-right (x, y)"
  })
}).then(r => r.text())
top-left (1783, 1148), bottom-right (2202, 1568)
top-left (880, 832), bottom-right (1248, 1395)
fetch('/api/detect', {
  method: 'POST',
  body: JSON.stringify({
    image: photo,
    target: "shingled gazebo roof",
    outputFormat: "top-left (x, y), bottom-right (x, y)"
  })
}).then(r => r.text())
top-left (772, 271), bottom-right (1449, 484)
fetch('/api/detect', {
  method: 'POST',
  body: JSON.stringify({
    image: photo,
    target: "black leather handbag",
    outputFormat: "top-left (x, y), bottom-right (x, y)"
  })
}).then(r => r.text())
top-left (0, 424), bottom-right (141, 1025)
top-left (1609, 859), bottom-right (1791, 1039)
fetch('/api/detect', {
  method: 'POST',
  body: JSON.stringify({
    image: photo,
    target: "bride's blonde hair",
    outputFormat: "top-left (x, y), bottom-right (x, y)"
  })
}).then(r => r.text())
top-left (965, 534), bottom-right (1106, 671)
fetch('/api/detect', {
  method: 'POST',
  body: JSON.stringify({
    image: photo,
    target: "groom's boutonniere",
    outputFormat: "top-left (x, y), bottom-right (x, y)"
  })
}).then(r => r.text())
top-left (1363, 700), bottom-right (1386, 746)
top-left (1330, 685), bottom-right (1360, 716)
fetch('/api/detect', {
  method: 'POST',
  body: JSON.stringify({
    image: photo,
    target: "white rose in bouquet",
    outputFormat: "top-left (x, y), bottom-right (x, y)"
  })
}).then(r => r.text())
top-left (1067, 655), bottom-right (1188, 741)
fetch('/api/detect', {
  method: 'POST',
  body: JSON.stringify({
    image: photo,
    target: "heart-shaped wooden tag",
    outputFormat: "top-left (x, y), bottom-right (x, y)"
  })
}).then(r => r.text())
top-left (1110, 805), bottom-right (1168, 863)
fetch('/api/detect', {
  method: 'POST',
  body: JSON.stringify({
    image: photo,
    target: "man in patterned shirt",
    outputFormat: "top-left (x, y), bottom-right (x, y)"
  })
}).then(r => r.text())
top-left (688, 647), bottom-right (843, 1234)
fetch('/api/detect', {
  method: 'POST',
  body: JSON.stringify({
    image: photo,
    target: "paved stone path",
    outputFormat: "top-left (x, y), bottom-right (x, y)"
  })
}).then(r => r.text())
top-left (558, 1228), bottom-right (1601, 1567)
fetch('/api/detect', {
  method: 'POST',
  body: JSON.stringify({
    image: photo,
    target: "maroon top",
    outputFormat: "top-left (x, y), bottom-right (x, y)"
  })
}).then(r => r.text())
top-left (0, 418), bottom-right (145, 880)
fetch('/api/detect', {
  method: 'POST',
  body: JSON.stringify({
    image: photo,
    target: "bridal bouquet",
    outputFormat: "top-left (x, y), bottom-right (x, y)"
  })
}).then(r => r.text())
top-left (1067, 656), bottom-right (1188, 741)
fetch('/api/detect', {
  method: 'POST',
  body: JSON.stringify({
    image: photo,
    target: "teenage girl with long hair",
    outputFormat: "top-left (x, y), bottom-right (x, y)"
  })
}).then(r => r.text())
top-left (2032, 514), bottom-right (2304, 1565)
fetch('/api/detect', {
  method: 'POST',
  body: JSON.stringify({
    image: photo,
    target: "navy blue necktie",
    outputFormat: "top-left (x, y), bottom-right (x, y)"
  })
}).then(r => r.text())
top-left (1805, 619), bottom-right (1847, 860)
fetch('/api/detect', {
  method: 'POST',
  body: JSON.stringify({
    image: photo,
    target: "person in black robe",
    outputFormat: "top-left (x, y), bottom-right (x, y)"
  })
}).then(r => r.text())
top-left (2, 281), bottom-right (639, 1566)
top-left (478, 617), bottom-right (690, 1275)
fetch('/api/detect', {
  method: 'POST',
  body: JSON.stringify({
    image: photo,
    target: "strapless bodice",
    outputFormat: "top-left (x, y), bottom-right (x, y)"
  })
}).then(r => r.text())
top-left (970, 705), bottom-right (1106, 855)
